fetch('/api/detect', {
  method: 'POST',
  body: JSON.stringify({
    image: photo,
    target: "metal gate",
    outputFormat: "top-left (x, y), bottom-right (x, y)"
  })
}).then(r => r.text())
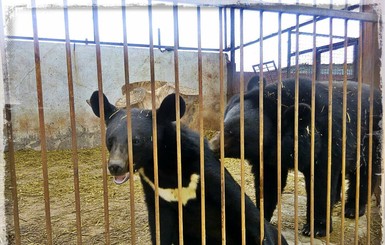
top-left (2, 0), bottom-right (383, 244)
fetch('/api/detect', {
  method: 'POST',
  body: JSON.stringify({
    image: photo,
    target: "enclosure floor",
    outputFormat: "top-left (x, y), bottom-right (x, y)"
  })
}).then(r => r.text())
top-left (4, 148), bottom-right (381, 244)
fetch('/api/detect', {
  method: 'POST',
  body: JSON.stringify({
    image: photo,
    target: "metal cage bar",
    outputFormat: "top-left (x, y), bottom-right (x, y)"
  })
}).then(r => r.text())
top-left (293, 13), bottom-right (300, 245)
top-left (63, 1), bottom-right (82, 244)
top-left (366, 21), bottom-right (375, 245)
top-left (147, 2), bottom-right (161, 245)
top-left (91, 2), bottom-right (111, 244)
top-left (325, 14), bottom-right (334, 244)
top-left (238, 8), bottom-right (246, 245)
top-left (354, 16), bottom-right (364, 245)
top-left (218, 6), bottom-right (227, 245)
top-left (258, 9), bottom-right (265, 245)
top-left (276, 9), bottom-right (283, 245)
top-left (340, 14), bottom-right (349, 244)
top-left (121, 1), bottom-right (136, 244)
top-left (31, 1), bottom-right (53, 244)
top-left (172, 4), bottom-right (184, 244)
top-left (310, 11), bottom-right (317, 244)
top-left (196, 6), bottom-right (206, 245)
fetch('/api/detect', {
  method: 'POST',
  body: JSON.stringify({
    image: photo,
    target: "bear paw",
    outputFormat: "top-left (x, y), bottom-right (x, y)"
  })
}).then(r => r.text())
top-left (301, 221), bottom-right (332, 237)
top-left (344, 204), bottom-right (366, 218)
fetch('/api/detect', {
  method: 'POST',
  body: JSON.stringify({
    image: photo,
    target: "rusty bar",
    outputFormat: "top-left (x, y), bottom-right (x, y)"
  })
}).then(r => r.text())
top-left (5, 107), bottom-right (21, 245)
top-left (121, 2), bottom-right (136, 244)
top-left (310, 13), bottom-right (317, 244)
top-left (276, 10), bottom-right (283, 245)
top-left (340, 15), bottom-right (349, 244)
top-left (63, 1), bottom-right (82, 244)
top-left (5, 108), bottom-right (21, 245)
top-left (218, 7), bottom-right (226, 245)
top-left (226, 3), bottom-right (377, 22)
top-left (238, 8), bottom-right (246, 245)
top-left (224, 7), bottom-right (227, 54)
top-left (31, 1), bottom-right (53, 244)
top-left (325, 15), bottom-right (333, 244)
top-left (5, 103), bottom-right (21, 245)
top-left (1, 0), bottom-right (21, 243)
top-left (91, 2), bottom-right (111, 244)
top-left (172, 3), bottom-right (184, 245)
top-left (354, 18), bottom-right (364, 245)
top-left (196, 6), bottom-right (206, 245)
top-left (258, 10), bottom-right (265, 245)
top-left (366, 21), bottom-right (375, 245)
top-left (147, 2), bottom-right (161, 245)
top-left (294, 13), bottom-right (300, 245)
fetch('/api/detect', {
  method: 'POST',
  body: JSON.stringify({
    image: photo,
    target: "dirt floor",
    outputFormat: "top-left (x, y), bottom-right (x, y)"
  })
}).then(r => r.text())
top-left (4, 147), bottom-right (382, 245)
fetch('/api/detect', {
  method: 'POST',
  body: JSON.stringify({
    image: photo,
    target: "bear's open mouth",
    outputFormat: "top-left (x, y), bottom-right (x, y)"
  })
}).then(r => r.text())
top-left (113, 172), bottom-right (130, 185)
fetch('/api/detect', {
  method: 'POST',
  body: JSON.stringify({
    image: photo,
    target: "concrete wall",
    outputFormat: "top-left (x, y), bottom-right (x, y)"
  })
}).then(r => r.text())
top-left (5, 40), bottom-right (227, 150)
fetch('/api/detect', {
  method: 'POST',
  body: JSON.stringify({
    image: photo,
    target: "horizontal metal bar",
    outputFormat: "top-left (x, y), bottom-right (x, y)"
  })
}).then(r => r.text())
top-left (227, 3), bottom-right (377, 22)
top-left (6, 35), bottom-right (223, 52)
top-left (289, 37), bottom-right (358, 57)
top-left (296, 31), bottom-right (346, 40)
top-left (161, 1), bottom-right (375, 22)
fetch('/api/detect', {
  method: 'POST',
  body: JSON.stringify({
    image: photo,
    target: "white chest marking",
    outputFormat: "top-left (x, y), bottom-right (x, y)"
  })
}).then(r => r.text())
top-left (138, 168), bottom-right (200, 205)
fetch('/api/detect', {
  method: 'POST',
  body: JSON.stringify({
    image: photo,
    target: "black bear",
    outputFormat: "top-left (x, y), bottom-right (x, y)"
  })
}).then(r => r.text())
top-left (210, 78), bottom-right (382, 237)
top-left (247, 75), bottom-right (267, 91)
top-left (89, 91), bottom-right (288, 244)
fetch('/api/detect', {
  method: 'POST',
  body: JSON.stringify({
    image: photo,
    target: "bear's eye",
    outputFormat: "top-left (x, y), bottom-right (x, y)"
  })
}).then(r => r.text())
top-left (106, 138), bottom-right (113, 150)
top-left (133, 138), bottom-right (140, 145)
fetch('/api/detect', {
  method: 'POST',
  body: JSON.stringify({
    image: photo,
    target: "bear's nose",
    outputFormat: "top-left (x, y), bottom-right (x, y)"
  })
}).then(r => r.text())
top-left (108, 164), bottom-right (123, 175)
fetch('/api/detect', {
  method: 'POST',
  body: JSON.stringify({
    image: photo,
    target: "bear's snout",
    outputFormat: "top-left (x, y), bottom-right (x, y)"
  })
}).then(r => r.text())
top-left (108, 159), bottom-right (126, 175)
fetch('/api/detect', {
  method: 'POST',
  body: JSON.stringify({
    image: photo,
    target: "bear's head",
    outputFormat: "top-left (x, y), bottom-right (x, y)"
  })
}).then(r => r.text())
top-left (209, 82), bottom-right (276, 161)
top-left (88, 91), bottom-right (186, 184)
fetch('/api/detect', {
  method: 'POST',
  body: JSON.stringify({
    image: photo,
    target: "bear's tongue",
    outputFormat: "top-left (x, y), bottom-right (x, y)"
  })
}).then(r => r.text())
top-left (113, 172), bottom-right (130, 185)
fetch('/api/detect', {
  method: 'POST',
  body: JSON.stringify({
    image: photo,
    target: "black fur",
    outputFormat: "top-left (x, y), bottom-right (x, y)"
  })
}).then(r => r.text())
top-left (210, 78), bottom-right (382, 237)
top-left (89, 91), bottom-right (288, 245)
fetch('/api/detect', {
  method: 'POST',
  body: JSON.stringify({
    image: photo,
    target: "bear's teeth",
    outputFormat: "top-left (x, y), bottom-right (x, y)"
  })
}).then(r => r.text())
top-left (113, 173), bottom-right (130, 185)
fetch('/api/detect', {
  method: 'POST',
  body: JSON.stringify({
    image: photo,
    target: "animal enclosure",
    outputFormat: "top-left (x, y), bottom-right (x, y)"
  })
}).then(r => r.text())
top-left (2, 0), bottom-right (383, 244)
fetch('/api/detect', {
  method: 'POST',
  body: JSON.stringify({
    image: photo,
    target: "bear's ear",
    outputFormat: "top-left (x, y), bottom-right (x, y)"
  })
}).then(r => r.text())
top-left (247, 75), bottom-right (267, 91)
top-left (87, 91), bottom-right (118, 121)
top-left (282, 103), bottom-right (312, 130)
top-left (157, 93), bottom-right (186, 122)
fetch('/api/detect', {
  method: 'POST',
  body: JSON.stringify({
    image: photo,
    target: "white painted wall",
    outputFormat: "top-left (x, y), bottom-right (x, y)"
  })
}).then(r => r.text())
top-left (6, 40), bottom-right (226, 150)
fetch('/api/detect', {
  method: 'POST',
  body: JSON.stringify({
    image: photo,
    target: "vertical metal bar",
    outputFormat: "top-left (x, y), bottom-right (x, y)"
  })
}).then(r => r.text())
top-left (366, 21), bottom-right (375, 244)
top-left (31, 1), bottom-right (53, 244)
top-left (197, 6), bottom-right (206, 245)
top-left (294, 13), bottom-right (300, 245)
top-left (224, 7), bottom-right (227, 53)
top-left (340, 14), bottom-right (349, 245)
top-left (218, 7), bottom-right (226, 245)
top-left (4, 104), bottom-right (21, 244)
top-left (1, 0), bottom-right (21, 243)
top-left (228, 8), bottom-right (235, 97)
top-left (276, 10), bottom-right (283, 245)
top-left (354, 17), bottom-right (364, 245)
top-left (147, 2), bottom-right (161, 245)
top-left (310, 9), bottom-right (317, 244)
top-left (91, 2), bottom-right (110, 244)
top-left (63, 1), bottom-right (82, 244)
top-left (121, 2), bottom-right (136, 244)
top-left (326, 15), bottom-right (333, 244)
top-left (258, 10), bottom-right (265, 245)
top-left (238, 8), bottom-right (246, 245)
top-left (287, 30), bottom-right (292, 79)
top-left (172, 3), bottom-right (184, 245)
top-left (5, 111), bottom-right (21, 245)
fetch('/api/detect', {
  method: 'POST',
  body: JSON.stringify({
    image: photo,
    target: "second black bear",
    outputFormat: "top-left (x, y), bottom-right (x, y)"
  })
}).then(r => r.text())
top-left (89, 91), bottom-right (288, 244)
top-left (210, 78), bottom-right (382, 237)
